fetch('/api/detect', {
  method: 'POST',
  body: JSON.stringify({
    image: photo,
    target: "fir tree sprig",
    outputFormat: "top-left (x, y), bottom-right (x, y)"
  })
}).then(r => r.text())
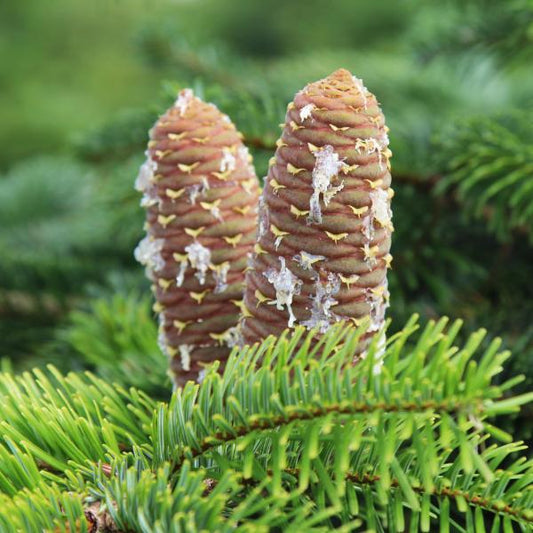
top-left (434, 111), bottom-right (533, 242)
top-left (0, 365), bottom-right (155, 476)
top-left (0, 316), bottom-right (530, 531)
top-left (57, 291), bottom-right (170, 396)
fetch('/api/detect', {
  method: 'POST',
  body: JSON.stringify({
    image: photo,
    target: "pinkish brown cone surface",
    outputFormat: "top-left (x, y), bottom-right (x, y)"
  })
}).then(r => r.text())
top-left (135, 89), bottom-right (259, 387)
top-left (240, 69), bottom-right (393, 358)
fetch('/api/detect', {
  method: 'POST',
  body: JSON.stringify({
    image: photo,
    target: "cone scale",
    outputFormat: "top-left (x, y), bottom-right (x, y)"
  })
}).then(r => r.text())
top-left (241, 69), bottom-right (393, 357)
top-left (135, 89), bottom-right (259, 386)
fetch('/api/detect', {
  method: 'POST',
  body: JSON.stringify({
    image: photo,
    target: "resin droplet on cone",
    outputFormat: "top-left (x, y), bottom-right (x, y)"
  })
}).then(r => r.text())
top-left (241, 69), bottom-right (393, 358)
top-left (135, 89), bottom-right (259, 386)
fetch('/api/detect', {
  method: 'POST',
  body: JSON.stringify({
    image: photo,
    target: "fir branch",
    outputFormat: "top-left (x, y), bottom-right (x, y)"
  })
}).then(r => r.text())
top-left (0, 317), bottom-right (530, 531)
top-left (87, 459), bottom-right (352, 533)
top-left (169, 396), bottom-right (489, 472)
top-left (0, 365), bottom-right (155, 478)
top-left (219, 433), bottom-right (533, 529)
top-left (155, 317), bottom-right (526, 469)
top-left (163, 449), bottom-right (533, 526)
top-left (407, 0), bottom-right (533, 64)
top-left (434, 111), bottom-right (533, 242)
top-left (57, 291), bottom-right (170, 396)
top-left (0, 485), bottom-right (88, 533)
top-left (298, 464), bottom-right (533, 524)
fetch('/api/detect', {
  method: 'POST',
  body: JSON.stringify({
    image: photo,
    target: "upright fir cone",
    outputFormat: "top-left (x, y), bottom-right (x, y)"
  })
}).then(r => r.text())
top-left (134, 89), bottom-right (259, 387)
top-left (241, 69), bottom-right (393, 358)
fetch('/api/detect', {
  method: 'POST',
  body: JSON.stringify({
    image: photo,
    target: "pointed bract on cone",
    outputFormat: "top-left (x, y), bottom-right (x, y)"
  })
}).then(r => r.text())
top-left (135, 89), bottom-right (260, 387)
top-left (241, 69), bottom-right (393, 359)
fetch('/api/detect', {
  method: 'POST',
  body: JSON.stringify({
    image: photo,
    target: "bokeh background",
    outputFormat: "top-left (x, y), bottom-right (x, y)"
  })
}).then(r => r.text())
top-left (0, 0), bottom-right (532, 430)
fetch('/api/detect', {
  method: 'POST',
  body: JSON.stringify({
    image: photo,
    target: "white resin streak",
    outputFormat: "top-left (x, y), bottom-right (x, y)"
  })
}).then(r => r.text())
top-left (179, 344), bottom-right (193, 371)
top-left (135, 158), bottom-right (157, 192)
top-left (220, 147), bottom-right (237, 173)
top-left (257, 196), bottom-right (269, 239)
top-left (302, 273), bottom-right (341, 333)
top-left (185, 241), bottom-right (212, 285)
top-left (351, 76), bottom-right (370, 109)
top-left (370, 188), bottom-right (393, 230)
top-left (264, 258), bottom-right (302, 328)
top-left (308, 145), bottom-right (345, 224)
top-left (213, 262), bottom-right (230, 294)
top-left (134, 236), bottom-right (165, 272)
top-left (299, 103), bottom-right (315, 122)
top-left (174, 89), bottom-right (194, 116)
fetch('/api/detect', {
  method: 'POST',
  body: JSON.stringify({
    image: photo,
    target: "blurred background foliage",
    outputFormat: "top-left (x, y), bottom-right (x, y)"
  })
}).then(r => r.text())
top-left (0, 0), bottom-right (532, 435)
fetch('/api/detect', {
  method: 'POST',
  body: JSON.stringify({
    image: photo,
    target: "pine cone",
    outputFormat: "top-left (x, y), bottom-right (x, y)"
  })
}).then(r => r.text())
top-left (241, 69), bottom-right (393, 359)
top-left (135, 89), bottom-right (259, 387)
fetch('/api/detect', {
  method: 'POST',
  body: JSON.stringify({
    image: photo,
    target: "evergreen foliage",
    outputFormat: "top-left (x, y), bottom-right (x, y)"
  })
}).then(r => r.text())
top-left (1, 0), bottom-right (532, 529)
top-left (435, 111), bottom-right (533, 242)
top-left (57, 292), bottom-right (170, 396)
top-left (0, 319), bottom-right (531, 531)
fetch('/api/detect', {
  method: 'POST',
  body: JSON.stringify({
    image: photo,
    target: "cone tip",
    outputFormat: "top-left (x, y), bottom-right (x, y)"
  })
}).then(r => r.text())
top-left (328, 68), bottom-right (354, 81)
